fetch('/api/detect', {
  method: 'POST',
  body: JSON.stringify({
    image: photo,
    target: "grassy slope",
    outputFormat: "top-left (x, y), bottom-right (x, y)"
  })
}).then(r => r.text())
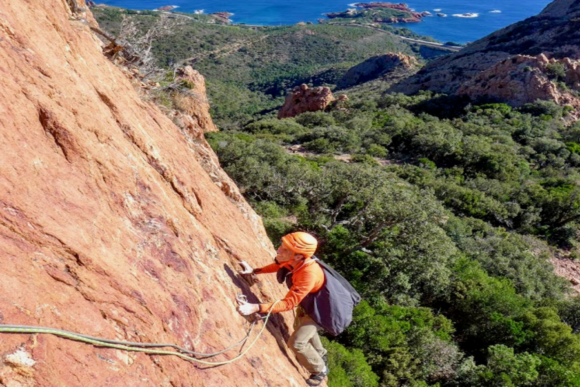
top-left (93, 7), bottom-right (440, 128)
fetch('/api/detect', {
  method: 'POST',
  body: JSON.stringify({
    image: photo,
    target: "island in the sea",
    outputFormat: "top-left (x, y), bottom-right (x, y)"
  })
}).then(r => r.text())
top-left (155, 5), bottom-right (178, 11)
top-left (325, 2), bottom-right (431, 24)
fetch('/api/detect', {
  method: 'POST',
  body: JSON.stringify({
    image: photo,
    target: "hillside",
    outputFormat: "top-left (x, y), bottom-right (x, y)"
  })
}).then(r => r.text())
top-left (182, 1), bottom-right (580, 385)
top-left (392, 0), bottom-right (580, 95)
top-left (92, 6), bottom-right (447, 129)
top-left (0, 0), bottom-right (314, 386)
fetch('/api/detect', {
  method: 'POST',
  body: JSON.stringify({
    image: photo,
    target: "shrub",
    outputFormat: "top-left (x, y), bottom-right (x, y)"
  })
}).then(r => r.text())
top-left (367, 144), bottom-right (388, 158)
top-left (546, 62), bottom-right (567, 81)
top-left (244, 118), bottom-right (306, 136)
top-left (323, 338), bottom-right (379, 387)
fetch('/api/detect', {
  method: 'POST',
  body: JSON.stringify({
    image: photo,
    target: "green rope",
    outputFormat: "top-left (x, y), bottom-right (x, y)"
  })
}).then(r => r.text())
top-left (0, 300), bottom-right (279, 367)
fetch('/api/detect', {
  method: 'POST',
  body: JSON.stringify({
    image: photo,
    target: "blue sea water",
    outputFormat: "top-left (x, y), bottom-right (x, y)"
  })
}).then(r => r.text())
top-left (96, 0), bottom-right (553, 43)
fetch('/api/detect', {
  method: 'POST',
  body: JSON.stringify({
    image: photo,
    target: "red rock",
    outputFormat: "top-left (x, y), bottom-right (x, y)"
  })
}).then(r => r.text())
top-left (457, 54), bottom-right (580, 119)
top-left (392, 0), bottom-right (580, 95)
top-left (354, 2), bottom-right (412, 11)
top-left (0, 0), bottom-right (321, 386)
top-left (278, 84), bottom-right (338, 118)
top-left (212, 12), bottom-right (233, 23)
top-left (551, 257), bottom-right (580, 293)
top-left (156, 5), bottom-right (177, 11)
top-left (172, 66), bottom-right (219, 133)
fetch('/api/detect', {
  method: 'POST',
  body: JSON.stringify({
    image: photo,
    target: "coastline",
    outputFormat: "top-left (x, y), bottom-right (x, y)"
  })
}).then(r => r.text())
top-left (93, 0), bottom-right (551, 44)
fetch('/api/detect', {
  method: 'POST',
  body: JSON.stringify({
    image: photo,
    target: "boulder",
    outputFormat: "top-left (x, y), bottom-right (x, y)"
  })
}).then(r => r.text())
top-left (173, 66), bottom-right (219, 133)
top-left (457, 54), bottom-right (580, 118)
top-left (278, 84), bottom-right (337, 118)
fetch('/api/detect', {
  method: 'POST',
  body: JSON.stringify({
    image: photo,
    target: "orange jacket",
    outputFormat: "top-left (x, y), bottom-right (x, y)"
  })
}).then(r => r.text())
top-left (255, 258), bottom-right (325, 313)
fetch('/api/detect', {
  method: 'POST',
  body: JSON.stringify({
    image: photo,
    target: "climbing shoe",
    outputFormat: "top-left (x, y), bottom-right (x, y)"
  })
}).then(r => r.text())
top-left (306, 366), bottom-right (328, 386)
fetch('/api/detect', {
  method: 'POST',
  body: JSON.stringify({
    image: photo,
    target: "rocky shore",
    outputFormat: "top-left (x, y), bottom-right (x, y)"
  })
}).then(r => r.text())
top-left (156, 5), bottom-right (178, 11)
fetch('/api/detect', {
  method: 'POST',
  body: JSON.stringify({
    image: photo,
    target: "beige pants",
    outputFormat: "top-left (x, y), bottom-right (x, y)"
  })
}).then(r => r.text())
top-left (288, 315), bottom-right (327, 374)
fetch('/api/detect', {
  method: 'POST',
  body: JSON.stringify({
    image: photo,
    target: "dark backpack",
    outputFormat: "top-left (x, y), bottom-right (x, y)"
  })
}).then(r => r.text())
top-left (281, 257), bottom-right (361, 336)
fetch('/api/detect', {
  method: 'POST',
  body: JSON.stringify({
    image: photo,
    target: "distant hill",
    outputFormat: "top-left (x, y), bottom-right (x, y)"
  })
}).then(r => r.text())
top-left (92, 6), bottom-right (446, 128)
top-left (391, 0), bottom-right (580, 95)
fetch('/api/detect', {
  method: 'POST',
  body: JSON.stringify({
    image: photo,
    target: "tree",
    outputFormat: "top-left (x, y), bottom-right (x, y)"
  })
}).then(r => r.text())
top-left (477, 345), bottom-right (540, 387)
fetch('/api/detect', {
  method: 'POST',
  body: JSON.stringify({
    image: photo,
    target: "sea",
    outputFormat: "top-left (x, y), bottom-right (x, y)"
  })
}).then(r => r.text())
top-left (96, 0), bottom-right (553, 44)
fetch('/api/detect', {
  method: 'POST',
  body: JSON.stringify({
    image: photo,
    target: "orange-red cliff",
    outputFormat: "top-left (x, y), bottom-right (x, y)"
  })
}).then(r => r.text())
top-left (0, 0), bottom-right (318, 386)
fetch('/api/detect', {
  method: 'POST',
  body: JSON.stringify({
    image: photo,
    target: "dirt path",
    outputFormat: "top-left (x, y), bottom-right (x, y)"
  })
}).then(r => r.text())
top-left (185, 35), bottom-right (270, 62)
top-left (284, 145), bottom-right (393, 166)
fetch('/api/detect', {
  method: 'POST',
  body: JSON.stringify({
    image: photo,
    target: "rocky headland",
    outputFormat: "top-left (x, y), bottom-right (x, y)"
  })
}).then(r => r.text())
top-left (155, 5), bottom-right (178, 11)
top-left (325, 2), bottom-right (430, 24)
top-left (391, 0), bottom-right (580, 94)
top-left (212, 12), bottom-right (234, 23)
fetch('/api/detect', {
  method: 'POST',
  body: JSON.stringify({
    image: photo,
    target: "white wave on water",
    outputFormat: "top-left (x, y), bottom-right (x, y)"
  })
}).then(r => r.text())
top-left (194, 9), bottom-right (204, 14)
top-left (452, 13), bottom-right (479, 18)
top-left (347, 3), bottom-right (359, 7)
top-left (490, 10), bottom-right (502, 13)
top-left (433, 8), bottom-right (442, 12)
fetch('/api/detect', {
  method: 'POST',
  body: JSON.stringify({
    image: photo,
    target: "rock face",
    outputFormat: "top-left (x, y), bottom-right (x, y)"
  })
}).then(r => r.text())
top-left (457, 54), bottom-right (580, 116)
top-left (171, 66), bottom-right (219, 133)
top-left (392, 0), bottom-right (580, 95)
top-left (338, 53), bottom-right (418, 89)
top-left (278, 84), bottom-right (345, 118)
top-left (0, 1), bottom-right (317, 386)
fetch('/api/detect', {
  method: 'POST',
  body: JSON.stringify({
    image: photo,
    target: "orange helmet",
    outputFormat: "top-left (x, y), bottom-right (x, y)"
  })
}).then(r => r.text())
top-left (281, 232), bottom-right (318, 259)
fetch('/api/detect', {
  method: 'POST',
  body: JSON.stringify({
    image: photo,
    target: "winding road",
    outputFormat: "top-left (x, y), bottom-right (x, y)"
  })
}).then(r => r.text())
top-left (324, 22), bottom-right (463, 52)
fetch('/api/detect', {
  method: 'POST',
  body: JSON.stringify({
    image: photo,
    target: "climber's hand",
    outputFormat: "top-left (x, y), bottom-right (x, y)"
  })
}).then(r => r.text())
top-left (238, 303), bottom-right (260, 316)
top-left (239, 261), bottom-right (254, 275)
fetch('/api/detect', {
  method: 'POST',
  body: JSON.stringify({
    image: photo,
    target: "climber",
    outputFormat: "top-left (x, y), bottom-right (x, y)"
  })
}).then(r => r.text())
top-left (237, 232), bottom-right (328, 386)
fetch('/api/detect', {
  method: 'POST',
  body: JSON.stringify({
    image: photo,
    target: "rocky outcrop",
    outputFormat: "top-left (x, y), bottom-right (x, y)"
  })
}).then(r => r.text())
top-left (325, 3), bottom-right (428, 24)
top-left (355, 2), bottom-right (431, 21)
top-left (155, 5), bottom-right (178, 11)
top-left (392, 0), bottom-right (580, 95)
top-left (171, 66), bottom-right (219, 133)
top-left (457, 54), bottom-right (580, 116)
top-left (212, 12), bottom-right (234, 24)
top-left (552, 257), bottom-right (580, 293)
top-left (278, 84), bottom-right (346, 118)
top-left (0, 0), bottom-right (318, 386)
top-left (338, 53), bottom-right (418, 89)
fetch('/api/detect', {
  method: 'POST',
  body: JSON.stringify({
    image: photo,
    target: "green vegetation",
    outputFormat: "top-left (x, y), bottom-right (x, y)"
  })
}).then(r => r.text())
top-left (93, 8), bottom-right (580, 385)
top-left (206, 91), bottom-right (580, 386)
top-left (93, 8), bottom-right (439, 129)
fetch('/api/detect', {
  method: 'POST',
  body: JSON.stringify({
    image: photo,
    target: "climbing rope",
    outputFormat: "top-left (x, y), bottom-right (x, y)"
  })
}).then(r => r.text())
top-left (0, 300), bottom-right (279, 366)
